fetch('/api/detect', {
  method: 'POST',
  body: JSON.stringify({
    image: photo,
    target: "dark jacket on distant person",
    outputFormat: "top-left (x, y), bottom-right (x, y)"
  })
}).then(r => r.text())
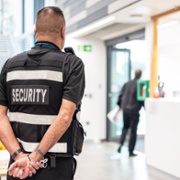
top-left (117, 78), bottom-right (144, 113)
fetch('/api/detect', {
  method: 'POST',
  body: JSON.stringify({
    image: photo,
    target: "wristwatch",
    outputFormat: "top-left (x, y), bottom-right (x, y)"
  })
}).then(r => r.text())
top-left (11, 148), bottom-right (22, 160)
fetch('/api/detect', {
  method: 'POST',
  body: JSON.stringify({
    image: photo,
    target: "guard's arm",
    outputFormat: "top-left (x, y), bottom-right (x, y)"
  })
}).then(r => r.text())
top-left (29, 99), bottom-right (76, 162)
top-left (0, 105), bottom-right (23, 159)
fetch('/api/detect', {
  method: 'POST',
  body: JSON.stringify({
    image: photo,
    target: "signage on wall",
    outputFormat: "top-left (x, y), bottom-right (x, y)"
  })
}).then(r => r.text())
top-left (78, 45), bottom-right (92, 52)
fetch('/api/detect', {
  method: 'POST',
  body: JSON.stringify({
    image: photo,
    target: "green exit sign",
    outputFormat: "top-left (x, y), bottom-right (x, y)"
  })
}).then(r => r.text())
top-left (78, 45), bottom-right (92, 52)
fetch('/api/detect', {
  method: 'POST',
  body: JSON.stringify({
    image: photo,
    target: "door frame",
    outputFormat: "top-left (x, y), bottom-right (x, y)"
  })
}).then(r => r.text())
top-left (105, 29), bottom-right (145, 141)
top-left (106, 47), bottom-right (131, 141)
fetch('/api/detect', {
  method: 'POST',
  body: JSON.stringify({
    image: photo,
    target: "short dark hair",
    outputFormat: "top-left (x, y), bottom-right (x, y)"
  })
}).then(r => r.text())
top-left (135, 69), bottom-right (142, 79)
top-left (35, 6), bottom-right (65, 35)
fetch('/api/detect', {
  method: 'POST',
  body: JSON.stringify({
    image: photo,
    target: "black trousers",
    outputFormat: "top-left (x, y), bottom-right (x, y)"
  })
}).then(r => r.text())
top-left (119, 111), bottom-right (140, 153)
top-left (7, 156), bottom-right (75, 180)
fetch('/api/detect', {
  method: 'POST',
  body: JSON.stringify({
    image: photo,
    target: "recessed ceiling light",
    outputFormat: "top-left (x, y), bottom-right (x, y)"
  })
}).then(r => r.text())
top-left (129, 14), bottom-right (144, 22)
top-left (130, 14), bottom-right (143, 18)
top-left (68, 16), bottom-right (115, 38)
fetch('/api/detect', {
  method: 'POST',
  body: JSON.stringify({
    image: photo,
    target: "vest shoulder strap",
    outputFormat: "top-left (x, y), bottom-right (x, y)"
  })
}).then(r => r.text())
top-left (6, 51), bottom-right (68, 69)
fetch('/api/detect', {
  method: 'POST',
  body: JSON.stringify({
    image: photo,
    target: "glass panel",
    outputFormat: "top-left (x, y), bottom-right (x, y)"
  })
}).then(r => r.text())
top-left (116, 40), bottom-right (147, 79)
top-left (115, 40), bottom-right (147, 135)
top-left (109, 49), bottom-right (130, 140)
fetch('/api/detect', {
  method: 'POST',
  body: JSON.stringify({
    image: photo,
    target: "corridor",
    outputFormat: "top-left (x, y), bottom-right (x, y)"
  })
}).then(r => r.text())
top-left (75, 141), bottom-right (179, 180)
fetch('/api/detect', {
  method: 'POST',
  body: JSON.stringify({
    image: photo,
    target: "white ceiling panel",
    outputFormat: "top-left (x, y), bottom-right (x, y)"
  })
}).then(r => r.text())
top-left (78, 0), bottom-right (180, 40)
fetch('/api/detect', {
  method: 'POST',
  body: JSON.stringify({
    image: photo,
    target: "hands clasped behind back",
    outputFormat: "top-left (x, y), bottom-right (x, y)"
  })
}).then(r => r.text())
top-left (8, 152), bottom-right (43, 179)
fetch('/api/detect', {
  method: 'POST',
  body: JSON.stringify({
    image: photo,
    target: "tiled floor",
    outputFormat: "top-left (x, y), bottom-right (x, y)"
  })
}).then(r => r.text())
top-left (74, 141), bottom-right (180, 180)
top-left (0, 141), bottom-right (179, 180)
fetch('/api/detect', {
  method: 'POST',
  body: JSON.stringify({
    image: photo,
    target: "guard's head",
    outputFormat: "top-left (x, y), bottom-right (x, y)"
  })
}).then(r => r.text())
top-left (34, 6), bottom-right (65, 48)
top-left (135, 69), bottom-right (142, 79)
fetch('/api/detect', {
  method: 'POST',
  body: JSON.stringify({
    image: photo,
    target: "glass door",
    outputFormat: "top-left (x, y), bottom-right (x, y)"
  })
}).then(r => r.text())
top-left (107, 47), bottom-right (131, 141)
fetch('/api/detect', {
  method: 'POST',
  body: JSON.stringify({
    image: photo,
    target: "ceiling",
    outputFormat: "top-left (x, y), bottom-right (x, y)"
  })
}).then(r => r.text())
top-left (81, 0), bottom-right (180, 40)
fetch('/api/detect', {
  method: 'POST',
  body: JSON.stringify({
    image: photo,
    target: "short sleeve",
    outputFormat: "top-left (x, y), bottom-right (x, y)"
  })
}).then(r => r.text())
top-left (0, 60), bottom-right (10, 107)
top-left (63, 55), bottom-right (85, 105)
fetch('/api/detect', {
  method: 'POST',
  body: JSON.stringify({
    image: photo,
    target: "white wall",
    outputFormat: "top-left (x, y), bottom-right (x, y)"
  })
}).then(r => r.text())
top-left (144, 22), bottom-right (153, 80)
top-left (65, 37), bottom-right (107, 140)
top-left (158, 23), bottom-right (180, 97)
top-left (145, 21), bottom-right (180, 98)
top-left (22, 0), bottom-right (34, 48)
top-left (145, 98), bottom-right (180, 178)
top-left (24, 0), bottom-right (34, 34)
top-left (45, 0), bottom-right (56, 6)
top-left (12, 0), bottom-right (23, 36)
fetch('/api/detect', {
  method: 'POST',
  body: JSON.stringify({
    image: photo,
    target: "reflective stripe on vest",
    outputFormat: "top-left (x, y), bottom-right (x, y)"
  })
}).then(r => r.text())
top-left (9, 112), bottom-right (56, 125)
top-left (7, 70), bottom-right (63, 82)
top-left (17, 138), bottom-right (67, 153)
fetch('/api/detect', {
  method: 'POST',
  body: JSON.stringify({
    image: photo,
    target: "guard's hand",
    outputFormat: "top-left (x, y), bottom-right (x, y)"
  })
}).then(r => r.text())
top-left (8, 156), bottom-right (32, 179)
top-left (8, 155), bottom-right (43, 179)
top-left (8, 152), bottom-right (27, 176)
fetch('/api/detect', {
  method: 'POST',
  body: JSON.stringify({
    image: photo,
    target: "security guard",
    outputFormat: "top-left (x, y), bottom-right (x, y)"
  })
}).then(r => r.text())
top-left (0, 6), bottom-right (85, 180)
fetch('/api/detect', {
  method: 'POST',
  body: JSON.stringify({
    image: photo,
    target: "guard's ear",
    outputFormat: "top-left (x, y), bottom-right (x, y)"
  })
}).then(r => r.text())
top-left (61, 27), bottom-right (66, 49)
top-left (61, 26), bottom-right (65, 40)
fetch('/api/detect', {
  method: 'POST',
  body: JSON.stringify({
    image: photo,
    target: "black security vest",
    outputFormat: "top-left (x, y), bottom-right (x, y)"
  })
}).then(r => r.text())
top-left (6, 47), bottom-right (80, 157)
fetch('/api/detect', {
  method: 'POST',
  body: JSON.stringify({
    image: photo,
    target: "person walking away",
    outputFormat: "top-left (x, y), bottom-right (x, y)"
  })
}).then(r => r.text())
top-left (117, 69), bottom-right (144, 157)
top-left (0, 6), bottom-right (85, 180)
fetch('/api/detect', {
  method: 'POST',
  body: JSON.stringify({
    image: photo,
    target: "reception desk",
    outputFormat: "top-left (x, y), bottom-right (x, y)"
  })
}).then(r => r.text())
top-left (145, 98), bottom-right (180, 178)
